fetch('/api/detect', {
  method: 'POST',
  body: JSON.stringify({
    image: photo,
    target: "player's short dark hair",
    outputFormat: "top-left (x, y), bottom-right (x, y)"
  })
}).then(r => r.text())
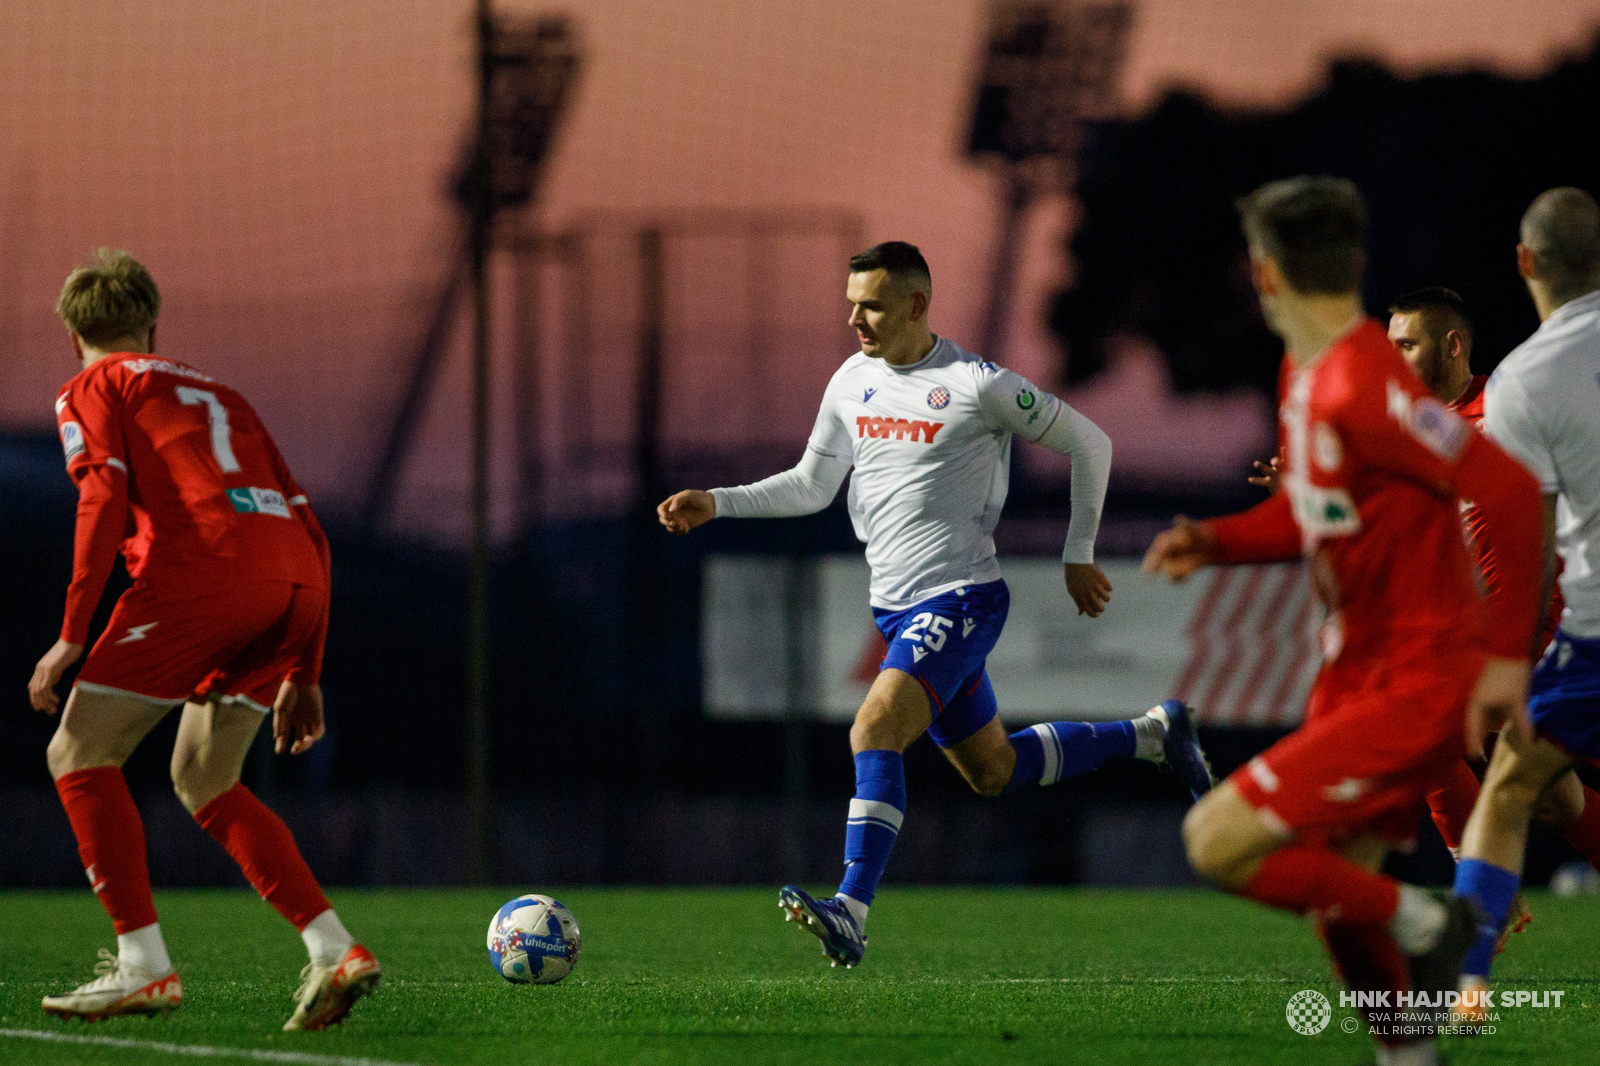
top-left (1389, 287), bottom-right (1474, 337)
top-left (1238, 176), bottom-right (1366, 295)
top-left (57, 248), bottom-right (161, 347)
top-left (848, 241), bottom-right (932, 298)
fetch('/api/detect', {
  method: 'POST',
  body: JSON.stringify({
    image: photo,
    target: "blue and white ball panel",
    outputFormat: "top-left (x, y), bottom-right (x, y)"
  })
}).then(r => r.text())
top-left (1529, 629), bottom-right (1600, 762)
top-left (486, 894), bottom-right (581, 984)
top-left (873, 579), bottom-right (1007, 747)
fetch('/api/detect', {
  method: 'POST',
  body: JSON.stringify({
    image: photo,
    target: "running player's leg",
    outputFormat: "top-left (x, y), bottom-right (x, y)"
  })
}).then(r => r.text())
top-left (838, 667), bottom-right (930, 917)
top-left (41, 686), bottom-right (186, 1019)
top-left (173, 696), bottom-right (347, 952)
top-left (176, 583), bottom-right (377, 1028)
top-left (935, 672), bottom-right (1167, 797)
top-left (46, 688), bottom-right (177, 978)
top-left (1533, 768), bottom-right (1600, 866)
top-left (1317, 836), bottom-right (1441, 1065)
top-left (1454, 731), bottom-right (1574, 983)
top-left (780, 665), bottom-right (926, 967)
top-left (1424, 759), bottom-right (1481, 858)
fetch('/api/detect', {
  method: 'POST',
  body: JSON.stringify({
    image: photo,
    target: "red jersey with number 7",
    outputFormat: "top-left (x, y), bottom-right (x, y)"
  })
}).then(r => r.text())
top-left (53, 353), bottom-right (327, 645)
top-left (1205, 319), bottom-right (1543, 670)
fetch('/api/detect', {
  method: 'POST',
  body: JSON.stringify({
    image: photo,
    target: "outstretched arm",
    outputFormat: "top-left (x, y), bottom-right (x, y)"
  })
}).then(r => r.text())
top-left (1032, 405), bottom-right (1114, 616)
top-left (658, 447), bottom-right (851, 535)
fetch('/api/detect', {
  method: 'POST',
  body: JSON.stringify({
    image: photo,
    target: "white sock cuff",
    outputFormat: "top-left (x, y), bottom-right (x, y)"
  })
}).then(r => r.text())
top-left (118, 922), bottom-right (174, 977)
top-left (300, 908), bottom-right (355, 966)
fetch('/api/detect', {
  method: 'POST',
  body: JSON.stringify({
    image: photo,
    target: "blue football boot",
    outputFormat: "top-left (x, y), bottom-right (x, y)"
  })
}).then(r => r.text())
top-left (1152, 699), bottom-right (1215, 801)
top-left (779, 885), bottom-right (866, 968)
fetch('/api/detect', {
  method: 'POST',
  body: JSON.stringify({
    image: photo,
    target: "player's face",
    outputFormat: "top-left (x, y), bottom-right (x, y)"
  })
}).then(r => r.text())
top-left (1387, 311), bottom-right (1446, 394)
top-left (847, 269), bottom-right (920, 361)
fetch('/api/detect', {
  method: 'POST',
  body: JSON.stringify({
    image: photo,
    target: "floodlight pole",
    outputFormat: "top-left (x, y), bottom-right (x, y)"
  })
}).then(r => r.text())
top-left (465, 0), bottom-right (495, 887)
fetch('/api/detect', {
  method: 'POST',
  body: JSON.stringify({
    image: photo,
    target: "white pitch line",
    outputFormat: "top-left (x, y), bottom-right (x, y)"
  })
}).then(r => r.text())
top-left (0, 1029), bottom-right (429, 1066)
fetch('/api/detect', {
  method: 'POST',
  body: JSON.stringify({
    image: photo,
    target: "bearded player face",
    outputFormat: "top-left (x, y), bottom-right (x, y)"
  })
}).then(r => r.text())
top-left (1387, 309), bottom-right (1449, 395)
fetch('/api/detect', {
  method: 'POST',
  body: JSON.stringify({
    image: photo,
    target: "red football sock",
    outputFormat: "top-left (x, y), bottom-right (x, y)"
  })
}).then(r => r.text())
top-left (195, 783), bottom-right (330, 931)
top-left (1425, 760), bottom-right (1480, 854)
top-left (1244, 844), bottom-right (1400, 925)
top-left (1318, 918), bottom-right (1412, 1048)
top-left (1560, 785), bottom-right (1600, 867)
top-left (55, 767), bottom-right (159, 935)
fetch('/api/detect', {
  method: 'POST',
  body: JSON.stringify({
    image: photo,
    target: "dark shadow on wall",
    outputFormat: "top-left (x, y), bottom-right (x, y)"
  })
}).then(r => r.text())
top-left (1053, 36), bottom-right (1600, 394)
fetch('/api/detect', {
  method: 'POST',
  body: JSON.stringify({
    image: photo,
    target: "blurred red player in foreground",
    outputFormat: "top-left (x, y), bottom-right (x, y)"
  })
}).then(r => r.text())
top-left (1146, 178), bottom-right (1543, 1066)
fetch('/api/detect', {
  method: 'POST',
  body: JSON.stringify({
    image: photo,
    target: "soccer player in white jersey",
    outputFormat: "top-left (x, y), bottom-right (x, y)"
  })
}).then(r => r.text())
top-left (1452, 187), bottom-right (1600, 993)
top-left (659, 242), bottom-right (1214, 968)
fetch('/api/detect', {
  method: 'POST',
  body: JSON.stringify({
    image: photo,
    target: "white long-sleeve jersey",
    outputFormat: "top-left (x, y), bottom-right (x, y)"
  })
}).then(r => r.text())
top-left (711, 336), bottom-right (1112, 610)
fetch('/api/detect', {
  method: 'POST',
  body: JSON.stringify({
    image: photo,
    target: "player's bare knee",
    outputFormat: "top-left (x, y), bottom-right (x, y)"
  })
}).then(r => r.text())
top-left (45, 728), bottom-right (77, 779)
top-left (850, 698), bottom-right (905, 753)
top-left (965, 762), bottom-right (1009, 798)
top-left (1182, 798), bottom-right (1237, 884)
top-left (1534, 773), bottom-right (1584, 830)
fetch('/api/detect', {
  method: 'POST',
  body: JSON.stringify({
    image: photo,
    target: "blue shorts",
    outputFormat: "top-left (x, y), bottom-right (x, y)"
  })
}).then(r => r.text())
top-left (1529, 629), bottom-right (1600, 764)
top-left (872, 579), bottom-right (1008, 748)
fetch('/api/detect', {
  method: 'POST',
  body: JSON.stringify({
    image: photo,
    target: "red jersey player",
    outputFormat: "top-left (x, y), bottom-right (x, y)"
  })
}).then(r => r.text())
top-left (26, 250), bottom-right (379, 1029)
top-left (1386, 291), bottom-right (1600, 894)
top-left (1145, 180), bottom-right (1543, 1066)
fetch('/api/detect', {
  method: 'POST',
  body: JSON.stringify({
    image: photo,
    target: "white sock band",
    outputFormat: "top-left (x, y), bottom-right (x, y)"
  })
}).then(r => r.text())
top-left (300, 908), bottom-right (354, 966)
top-left (118, 922), bottom-right (173, 977)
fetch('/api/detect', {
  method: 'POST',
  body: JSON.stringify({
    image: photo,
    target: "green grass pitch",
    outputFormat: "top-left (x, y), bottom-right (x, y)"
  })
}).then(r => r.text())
top-left (1, 888), bottom-right (1595, 1065)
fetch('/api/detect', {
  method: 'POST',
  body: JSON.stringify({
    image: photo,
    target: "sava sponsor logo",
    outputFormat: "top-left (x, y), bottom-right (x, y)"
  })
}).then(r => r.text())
top-left (59, 421), bottom-right (85, 462)
top-left (228, 486), bottom-right (293, 518)
top-left (122, 358), bottom-right (216, 383)
top-left (855, 416), bottom-right (945, 443)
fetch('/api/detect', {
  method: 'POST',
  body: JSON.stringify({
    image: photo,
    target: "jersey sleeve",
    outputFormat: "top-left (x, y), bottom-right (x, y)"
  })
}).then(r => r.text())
top-left (1482, 369), bottom-right (1558, 492)
top-left (804, 370), bottom-right (854, 461)
top-left (55, 373), bottom-right (131, 644)
top-left (975, 363), bottom-right (1064, 443)
top-left (1343, 368), bottom-right (1544, 658)
top-left (1204, 490), bottom-right (1302, 564)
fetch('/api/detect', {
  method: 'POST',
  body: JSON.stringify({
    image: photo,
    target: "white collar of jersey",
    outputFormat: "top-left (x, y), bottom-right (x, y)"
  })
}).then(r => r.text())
top-left (881, 334), bottom-right (944, 374)
top-left (1542, 289), bottom-right (1600, 332)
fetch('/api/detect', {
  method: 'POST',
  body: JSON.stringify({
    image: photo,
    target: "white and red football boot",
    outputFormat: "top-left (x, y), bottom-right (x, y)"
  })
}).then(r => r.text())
top-left (283, 944), bottom-right (381, 1031)
top-left (42, 949), bottom-right (182, 1021)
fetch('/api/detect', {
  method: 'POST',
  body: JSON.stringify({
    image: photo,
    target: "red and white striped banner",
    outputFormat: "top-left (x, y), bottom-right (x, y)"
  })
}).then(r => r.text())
top-left (1173, 563), bottom-right (1322, 727)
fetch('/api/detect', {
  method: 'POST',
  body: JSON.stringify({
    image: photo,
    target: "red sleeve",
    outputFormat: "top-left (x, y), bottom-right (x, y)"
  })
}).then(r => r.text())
top-left (267, 438), bottom-right (331, 684)
top-left (62, 464), bottom-right (129, 644)
top-left (1452, 433), bottom-right (1544, 659)
top-left (56, 374), bottom-right (131, 645)
top-left (1345, 367), bottom-right (1543, 659)
top-left (1203, 490), bottom-right (1301, 564)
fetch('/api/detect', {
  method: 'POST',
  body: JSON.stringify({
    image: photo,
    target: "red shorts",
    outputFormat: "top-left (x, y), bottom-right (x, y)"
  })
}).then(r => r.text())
top-left (1231, 645), bottom-right (1480, 847)
top-left (75, 580), bottom-right (325, 713)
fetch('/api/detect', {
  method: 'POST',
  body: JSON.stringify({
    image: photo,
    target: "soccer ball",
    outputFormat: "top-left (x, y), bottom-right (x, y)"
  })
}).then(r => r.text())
top-left (1549, 860), bottom-right (1600, 898)
top-left (486, 894), bottom-right (581, 984)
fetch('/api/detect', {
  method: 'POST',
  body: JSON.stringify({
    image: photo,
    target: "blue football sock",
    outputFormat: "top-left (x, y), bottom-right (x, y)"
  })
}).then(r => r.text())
top-left (1454, 858), bottom-right (1520, 977)
top-left (837, 750), bottom-right (906, 908)
top-left (1003, 721), bottom-right (1136, 793)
